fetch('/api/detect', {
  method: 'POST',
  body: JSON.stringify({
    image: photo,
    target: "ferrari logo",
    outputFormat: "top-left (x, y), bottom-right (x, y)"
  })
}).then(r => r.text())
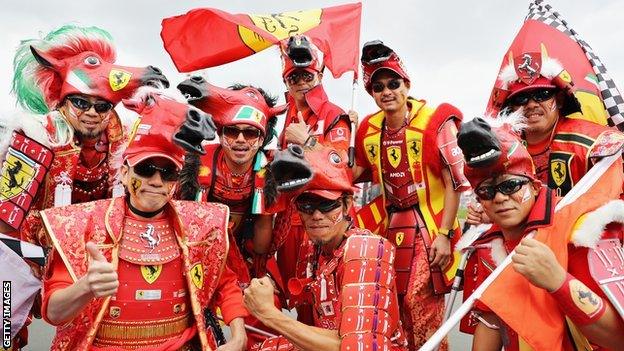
top-left (191, 263), bottom-right (204, 289)
top-left (140, 265), bottom-right (162, 284)
top-left (558, 70), bottom-right (572, 83)
top-left (395, 232), bottom-right (405, 246)
top-left (234, 106), bottom-right (265, 124)
top-left (109, 69), bottom-right (132, 91)
top-left (0, 149), bottom-right (37, 201)
top-left (551, 160), bottom-right (567, 187)
top-left (239, 9), bottom-right (322, 53)
top-left (366, 144), bottom-right (378, 161)
top-left (408, 140), bottom-right (420, 159)
top-left (387, 146), bottom-right (402, 168)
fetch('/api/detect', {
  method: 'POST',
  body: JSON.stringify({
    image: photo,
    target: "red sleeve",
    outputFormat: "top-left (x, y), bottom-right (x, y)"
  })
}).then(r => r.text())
top-left (354, 118), bottom-right (370, 168)
top-left (41, 250), bottom-right (73, 325)
top-left (213, 264), bottom-right (248, 324)
top-left (321, 118), bottom-right (350, 152)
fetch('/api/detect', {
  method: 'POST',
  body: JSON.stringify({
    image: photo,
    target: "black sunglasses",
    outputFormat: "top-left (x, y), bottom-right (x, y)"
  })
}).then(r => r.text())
top-left (371, 79), bottom-right (402, 93)
top-left (286, 71), bottom-right (315, 85)
top-left (67, 96), bottom-right (114, 113)
top-left (475, 178), bottom-right (530, 200)
top-left (222, 125), bottom-right (262, 141)
top-left (133, 161), bottom-right (180, 181)
top-left (295, 197), bottom-right (343, 215)
top-left (507, 89), bottom-right (557, 106)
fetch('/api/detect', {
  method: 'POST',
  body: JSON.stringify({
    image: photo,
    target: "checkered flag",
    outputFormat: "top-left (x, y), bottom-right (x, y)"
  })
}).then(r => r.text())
top-left (0, 233), bottom-right (47, 266)
top-left (526, 0), bottom-right (624, 131)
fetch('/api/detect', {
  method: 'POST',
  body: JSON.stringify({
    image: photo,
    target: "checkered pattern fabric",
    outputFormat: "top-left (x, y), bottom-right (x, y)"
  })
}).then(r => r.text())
top-left (0, 233), bottom-right (46, 266)
top-left (526, 0), bottom-right (624, 130)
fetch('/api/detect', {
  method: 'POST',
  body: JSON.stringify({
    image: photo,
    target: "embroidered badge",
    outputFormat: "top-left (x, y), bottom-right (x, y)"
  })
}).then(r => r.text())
top-left (191, 263), bottom-right (204, 289)
top-left (135, 289), bottom-right (162, 300)
top-left (140, 264), bottom-right (162, 284)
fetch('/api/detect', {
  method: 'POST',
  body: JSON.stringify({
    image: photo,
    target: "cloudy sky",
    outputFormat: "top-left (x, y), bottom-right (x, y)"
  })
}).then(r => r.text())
top-left (1, 0), bottom-right (622, 121)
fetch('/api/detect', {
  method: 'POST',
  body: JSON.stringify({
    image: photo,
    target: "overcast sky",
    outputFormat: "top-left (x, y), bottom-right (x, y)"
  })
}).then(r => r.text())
top-left (1, 0), bottom-right (622, 121)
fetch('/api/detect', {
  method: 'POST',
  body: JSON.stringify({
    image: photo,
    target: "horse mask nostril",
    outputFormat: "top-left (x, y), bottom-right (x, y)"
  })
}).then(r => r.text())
top-left (289, 144), bottom-right (305, 158)
top-left (190, 76), bottom-right (205, 83)
top-left (147, 65), bottom-right (163, 75)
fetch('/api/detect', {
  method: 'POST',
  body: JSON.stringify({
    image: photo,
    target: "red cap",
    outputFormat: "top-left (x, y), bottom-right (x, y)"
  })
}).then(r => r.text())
top-left (197, 83), bottom-right (285, 136)
top-left (280, 35), bottom-right (324, 78)
top-left (361, 42), bottom-right (410, 94)
top-left (122, 91), bottom-right (191, 169)
top-left (458, 116), bottom-right (536, 187)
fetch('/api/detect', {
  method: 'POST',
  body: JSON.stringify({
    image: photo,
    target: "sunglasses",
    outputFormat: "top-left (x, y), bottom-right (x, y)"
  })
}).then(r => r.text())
top-left (286, 71), bottom-right (315, 85)
top-left (67, 96), bottom-right (114, 113)
top-left (295, 197), bottom-right (343, 215)
top-left (133, 161), bottom-right (180, 181)
top-left (222, 126), bottom-right (262, 141)
top-left (371, 79), bottom-right (402, 93)
top-left (507, 89), bottom-right (557, 106)
top-left (475, 178), bottom-right (530, 200)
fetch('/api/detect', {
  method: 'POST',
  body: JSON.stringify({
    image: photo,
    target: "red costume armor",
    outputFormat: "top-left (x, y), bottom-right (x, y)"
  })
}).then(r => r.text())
top-left (256, 228), bottom-right (408, 351)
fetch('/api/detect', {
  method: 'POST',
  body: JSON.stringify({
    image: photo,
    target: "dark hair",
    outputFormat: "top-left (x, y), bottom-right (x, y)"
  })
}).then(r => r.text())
top-left (228, 83), bottom-right (278, 108)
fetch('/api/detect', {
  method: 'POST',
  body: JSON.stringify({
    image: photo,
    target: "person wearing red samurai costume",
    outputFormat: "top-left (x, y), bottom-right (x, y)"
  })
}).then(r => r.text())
top-left (274, 34), bottom-right (354, 324)
top-left (39, 88), bottom-right (247, 351)
top-left (244, 144), bottom-right (408, 351)
top-left (177, 78), bottom-right (287, 346)
top-left (1, 24), bottom-right (168, 349)
top-left (351, 41), bottom-right (469, 350)
top-left (467, 51), bottom-right (622, 225)
top-left (457, 114), bottom-right (624, 350)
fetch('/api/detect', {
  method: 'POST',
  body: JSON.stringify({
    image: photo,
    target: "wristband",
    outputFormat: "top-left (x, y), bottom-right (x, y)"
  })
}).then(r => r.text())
top-left (549, 272), bottom-right (606, 326)
top-left (438, 227), bottom-right (456, 239)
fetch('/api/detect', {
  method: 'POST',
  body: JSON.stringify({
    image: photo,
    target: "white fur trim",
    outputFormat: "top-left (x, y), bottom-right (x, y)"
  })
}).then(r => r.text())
top-left (0, 111), bottom-right (51, 162)
top-left (455, 223), bottom-right (492, 252)
top-left (489, 237), bottom-right (507, 266)
top-left (570, 200), bottom-right (624, 248)
top-left (498, 56), bottom-right (564, 89)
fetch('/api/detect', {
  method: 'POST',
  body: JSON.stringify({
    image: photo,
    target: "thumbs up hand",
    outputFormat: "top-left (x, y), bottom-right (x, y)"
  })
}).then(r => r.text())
top-left (82, 242), bottom-right (119, 298)
top-left (284, 111), bottom-right (311, 146)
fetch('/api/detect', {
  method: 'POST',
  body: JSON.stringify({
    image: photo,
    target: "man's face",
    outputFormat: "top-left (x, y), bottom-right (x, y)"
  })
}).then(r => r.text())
top-left (296, 194), bottom-right (350, 245)
top-left (220, 124), bottom-right (264, 166)
top-left (285, 69), bottom-right (322, 103)
top-left (61, 94), bottom-right (114, 139)
top-left (477, 174), bottom-right (539, 231)
top-left (507, 88), bottom-right (561, 141)
top-left (370, 70), bottom-right (410, 113)
top-left (121, 157), bottom-right (179, 213)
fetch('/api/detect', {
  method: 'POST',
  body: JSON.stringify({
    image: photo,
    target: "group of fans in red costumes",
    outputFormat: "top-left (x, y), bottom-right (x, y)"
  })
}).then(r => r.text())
top-left (1, 2), bottom-right (623, 351)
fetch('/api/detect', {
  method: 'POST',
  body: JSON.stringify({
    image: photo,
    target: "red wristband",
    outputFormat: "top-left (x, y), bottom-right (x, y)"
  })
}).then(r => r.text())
top-left (549, 272), bottom-right (606, 326)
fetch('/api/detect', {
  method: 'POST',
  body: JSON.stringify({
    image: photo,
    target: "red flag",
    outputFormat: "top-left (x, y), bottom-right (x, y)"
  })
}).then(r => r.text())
top-left (161, 3), bottom-right (361, 78)
top-left (479, 158), bottom-right (624, 350)
top-left (486, 2), bottom-right (611, 126)
top-left (355, 194), bottom-right (387, 234)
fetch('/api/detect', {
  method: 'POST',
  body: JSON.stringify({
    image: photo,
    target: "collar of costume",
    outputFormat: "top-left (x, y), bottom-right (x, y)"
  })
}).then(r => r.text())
top-left (126, 196), bottom-right (165, 218)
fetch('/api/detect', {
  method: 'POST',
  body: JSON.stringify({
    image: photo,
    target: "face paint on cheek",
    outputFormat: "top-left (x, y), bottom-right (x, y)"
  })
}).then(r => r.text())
top-left (521, 186), bottom-right (531, 203)
top-left (549, 100), bottom-right (558, 112)
top-left (130, 177), bottom-right (142, 195)
top-left (328, 211), bottom-right (344, 224)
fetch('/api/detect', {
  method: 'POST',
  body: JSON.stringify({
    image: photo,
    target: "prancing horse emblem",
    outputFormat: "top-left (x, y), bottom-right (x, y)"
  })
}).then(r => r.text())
top-left (139, 224), bottom-right (161, 251)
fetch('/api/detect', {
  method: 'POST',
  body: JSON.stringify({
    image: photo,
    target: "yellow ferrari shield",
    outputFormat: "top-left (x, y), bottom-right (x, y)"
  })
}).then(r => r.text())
top-left (0, 150), bottom-right (37, 201)
top-left (386, 146), bottom-right (402, 168)
top-left (551, 160), bottom-right (567, 187)
top-left (109, 69), bottom-right (132, 91)
top-left (191, 263), bottom-right (204, 289)
top-left (238, 9), bottom-right (322, 53)
top-left (395, 232), bottom-right (405, 246)
top-left (140, 265), bottom-right (162, 284)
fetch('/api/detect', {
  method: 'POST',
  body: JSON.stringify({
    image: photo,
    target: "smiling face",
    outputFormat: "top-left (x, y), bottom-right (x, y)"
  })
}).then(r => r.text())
top-left (121, 157), bottom-right (179, 213)
top-left (370, 70), bottom-right (410, 113)
top-left (220, 124), bottom-right (264, 166)
top-left (60, 94), bottom-right (113, 139)
top-left (478, 174), bottom-right (540, 233)
top-left (508, 89), bottom-right (562, 144)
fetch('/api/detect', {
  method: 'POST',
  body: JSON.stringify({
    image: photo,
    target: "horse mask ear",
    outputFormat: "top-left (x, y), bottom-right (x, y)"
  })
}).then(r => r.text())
top-left (30, 46), bottom-right (64, 71)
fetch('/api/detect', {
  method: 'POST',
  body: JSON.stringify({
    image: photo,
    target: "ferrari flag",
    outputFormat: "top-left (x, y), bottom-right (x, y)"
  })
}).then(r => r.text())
top-left (487, 0), bottom-right (624, 130)
top-left (161, 3), bottom-right (362, 78)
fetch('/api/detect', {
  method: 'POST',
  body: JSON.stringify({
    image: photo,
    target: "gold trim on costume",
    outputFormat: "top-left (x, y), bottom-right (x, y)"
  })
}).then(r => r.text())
top-left (94, 314), bottom-right (192, 341)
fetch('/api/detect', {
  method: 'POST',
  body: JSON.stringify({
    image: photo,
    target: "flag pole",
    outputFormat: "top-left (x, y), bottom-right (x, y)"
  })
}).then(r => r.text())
top-left (419, 152), bottom-right (621, 351)
top-left (348, 72), bottom-right (358, 167)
